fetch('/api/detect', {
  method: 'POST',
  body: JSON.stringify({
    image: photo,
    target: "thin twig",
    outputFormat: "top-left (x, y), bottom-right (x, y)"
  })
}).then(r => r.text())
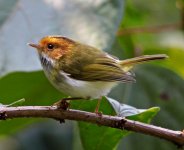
top-left (0, 106), bottom-right (184, 148)
top-left (117, 23), bottom-right (181, 35)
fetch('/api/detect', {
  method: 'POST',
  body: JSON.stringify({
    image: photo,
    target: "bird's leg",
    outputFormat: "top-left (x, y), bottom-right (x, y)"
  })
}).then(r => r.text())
top-left (53, 97), bottom-right (83, 110)
top-left (94, 97), bottom-right (102, 116)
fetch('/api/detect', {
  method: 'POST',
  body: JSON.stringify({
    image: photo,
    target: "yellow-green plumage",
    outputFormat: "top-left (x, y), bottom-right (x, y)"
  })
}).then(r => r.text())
top-left (57, 43), bottom-right (135, 82)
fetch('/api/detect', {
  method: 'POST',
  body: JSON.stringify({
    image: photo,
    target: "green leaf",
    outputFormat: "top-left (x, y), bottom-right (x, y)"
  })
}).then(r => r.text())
top-left (71, 97), bottom-right (159, 150)
top-left (0, 71), bottom-right (62, 135)
top-left (127, 107), bottom-right (160, 123)
top-left (107, 97), bottom-right (159, 121)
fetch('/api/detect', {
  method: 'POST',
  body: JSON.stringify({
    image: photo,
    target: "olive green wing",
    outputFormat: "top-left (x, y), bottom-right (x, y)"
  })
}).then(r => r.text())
top-left (66, 56), bottom-right (135, 82)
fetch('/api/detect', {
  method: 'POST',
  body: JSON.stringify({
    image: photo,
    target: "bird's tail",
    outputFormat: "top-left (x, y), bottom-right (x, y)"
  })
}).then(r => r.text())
top-left (119, 54), bottom-right (168, 72)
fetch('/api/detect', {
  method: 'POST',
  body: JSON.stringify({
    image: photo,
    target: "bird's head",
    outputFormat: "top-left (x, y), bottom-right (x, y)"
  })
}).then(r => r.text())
top-left (29, 35), bottom-right (75, 60)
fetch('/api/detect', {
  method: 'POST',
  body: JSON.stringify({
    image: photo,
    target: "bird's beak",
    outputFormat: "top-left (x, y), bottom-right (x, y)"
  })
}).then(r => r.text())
top-left (28, 43), bottom-right (40, 49)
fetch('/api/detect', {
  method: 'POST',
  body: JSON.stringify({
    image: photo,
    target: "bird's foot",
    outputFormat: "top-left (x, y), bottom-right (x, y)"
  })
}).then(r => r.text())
top-left (52, 99), bottom-right (70, 110)
top-left (52, 98), bottom-right (70, 123)
top-left (52, 97), bottom-right (83, 110)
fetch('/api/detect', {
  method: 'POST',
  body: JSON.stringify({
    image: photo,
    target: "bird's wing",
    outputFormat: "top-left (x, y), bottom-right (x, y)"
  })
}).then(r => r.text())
top-left (64, 55), bottom-right (135, 82)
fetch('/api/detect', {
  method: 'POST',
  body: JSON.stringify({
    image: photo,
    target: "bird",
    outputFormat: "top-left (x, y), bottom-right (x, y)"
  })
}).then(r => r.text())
top-left (28, 35), bottom-right (168, 112)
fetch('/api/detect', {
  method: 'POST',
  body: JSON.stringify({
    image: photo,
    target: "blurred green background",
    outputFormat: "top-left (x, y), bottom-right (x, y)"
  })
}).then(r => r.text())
top-left (0, 0), bottom-right (184, 150)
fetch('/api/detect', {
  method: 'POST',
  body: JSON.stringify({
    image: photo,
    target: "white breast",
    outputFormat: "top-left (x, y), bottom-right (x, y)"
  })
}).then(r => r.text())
top-left (50, 71), bottom-right (117, 99)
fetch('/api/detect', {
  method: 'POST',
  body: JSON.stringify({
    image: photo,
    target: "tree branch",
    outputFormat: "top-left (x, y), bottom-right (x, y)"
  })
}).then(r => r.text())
top-left (0, 106), bottom-right (184, 148)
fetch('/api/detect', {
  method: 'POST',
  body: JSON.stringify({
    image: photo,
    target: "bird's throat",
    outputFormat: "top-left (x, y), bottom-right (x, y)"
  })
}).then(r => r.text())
top-left (39, 53), bottom-right (56, 70)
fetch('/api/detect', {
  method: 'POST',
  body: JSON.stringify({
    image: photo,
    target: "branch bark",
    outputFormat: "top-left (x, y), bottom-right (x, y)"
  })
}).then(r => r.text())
top-left (0, 106), bottom-right (184, 148)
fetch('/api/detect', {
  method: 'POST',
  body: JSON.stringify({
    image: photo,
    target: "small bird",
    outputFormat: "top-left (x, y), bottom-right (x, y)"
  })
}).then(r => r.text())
top-left (29, 35), bottom-right (168, 111)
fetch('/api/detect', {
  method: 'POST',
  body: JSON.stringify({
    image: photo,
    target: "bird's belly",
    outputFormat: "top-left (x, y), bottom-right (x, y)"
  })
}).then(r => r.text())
top-left (46, 71), bottom-right (117, 99)
top-left (60, 80), bottom-right (117, 99)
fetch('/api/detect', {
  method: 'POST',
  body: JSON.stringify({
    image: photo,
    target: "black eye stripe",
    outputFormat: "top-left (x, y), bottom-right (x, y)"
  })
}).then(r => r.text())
top-left (47, 43), bottom-right (54, 50)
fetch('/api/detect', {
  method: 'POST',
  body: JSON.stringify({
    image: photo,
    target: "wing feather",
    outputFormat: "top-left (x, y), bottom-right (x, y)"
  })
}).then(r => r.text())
top-left (65, 56), bottom-right (135, 82)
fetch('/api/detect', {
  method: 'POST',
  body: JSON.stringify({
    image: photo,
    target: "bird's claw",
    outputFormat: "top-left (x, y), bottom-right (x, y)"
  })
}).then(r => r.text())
top-left (52, 99), bottom-right (70, 110)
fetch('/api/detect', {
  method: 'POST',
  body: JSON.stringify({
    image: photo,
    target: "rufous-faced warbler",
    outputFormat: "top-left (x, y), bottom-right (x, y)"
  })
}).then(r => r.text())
top-left (29, 36), bottom-right (168, 111)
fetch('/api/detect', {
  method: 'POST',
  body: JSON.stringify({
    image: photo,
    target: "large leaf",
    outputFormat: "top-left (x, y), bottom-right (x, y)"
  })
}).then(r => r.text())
top-left (0, 0), bottom-right (124, 76)
top-left (71, 97), bottom-right (159, 150)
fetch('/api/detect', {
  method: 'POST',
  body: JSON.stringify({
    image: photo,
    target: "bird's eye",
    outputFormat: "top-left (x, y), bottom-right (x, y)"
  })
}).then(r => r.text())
top-left (47, 43), bottom-right (54, 50)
